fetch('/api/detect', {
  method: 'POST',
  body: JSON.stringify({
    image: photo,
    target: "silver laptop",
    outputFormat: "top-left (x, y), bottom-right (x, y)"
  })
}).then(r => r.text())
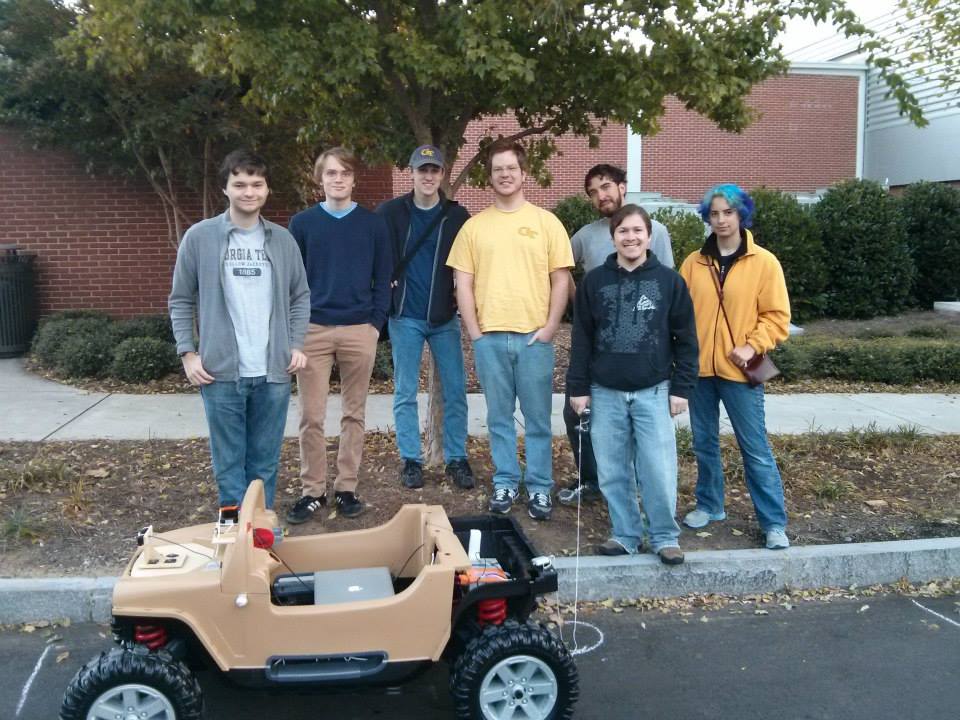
top-left (313, 567), bottom-right (394, 605)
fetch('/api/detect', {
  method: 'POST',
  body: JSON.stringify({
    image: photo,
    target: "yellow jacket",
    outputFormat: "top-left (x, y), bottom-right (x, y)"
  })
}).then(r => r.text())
top-left (679, 230), bottom-right (790, 382)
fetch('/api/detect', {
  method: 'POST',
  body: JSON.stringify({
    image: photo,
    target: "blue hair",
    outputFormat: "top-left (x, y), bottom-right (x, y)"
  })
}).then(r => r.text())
top-left (698, 183), bottom-right (754, 228)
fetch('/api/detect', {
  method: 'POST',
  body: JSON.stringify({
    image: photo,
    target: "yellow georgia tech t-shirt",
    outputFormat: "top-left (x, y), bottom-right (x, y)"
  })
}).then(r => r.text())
top-left (446, 202), bottom-right (574, 333)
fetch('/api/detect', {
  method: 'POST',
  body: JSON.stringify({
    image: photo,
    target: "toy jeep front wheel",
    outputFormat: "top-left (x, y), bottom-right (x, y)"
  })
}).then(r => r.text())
top-left (450, 620), bottom-right (578, 720)
top-left (60, 646), bottom-right (202, 720)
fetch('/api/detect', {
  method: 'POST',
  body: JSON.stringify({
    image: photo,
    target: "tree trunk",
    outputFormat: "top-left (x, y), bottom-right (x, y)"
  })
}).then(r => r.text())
top-left (422, 348), bottom-right (445, 467)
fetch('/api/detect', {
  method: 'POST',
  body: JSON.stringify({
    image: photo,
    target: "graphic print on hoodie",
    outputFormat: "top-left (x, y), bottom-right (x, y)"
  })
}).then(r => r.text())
top-left (598, 278), bottom-right (662, 353)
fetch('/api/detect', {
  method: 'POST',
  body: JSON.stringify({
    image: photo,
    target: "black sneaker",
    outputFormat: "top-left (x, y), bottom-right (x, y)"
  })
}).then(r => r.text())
top-left (335, 490), bottom-right (364, 518)
top-left (527, 492), bottom-right (553, 521)
top-left (557, 484), bottom-right (602, 507)
top-left (488, 487), bottom-right (518, 514)
top-left (400, 460), bottom-right (424, 489)
top-left (445, 459), bottom-right (475, 489)
top-left (286, 495), bottom-right (326, 525)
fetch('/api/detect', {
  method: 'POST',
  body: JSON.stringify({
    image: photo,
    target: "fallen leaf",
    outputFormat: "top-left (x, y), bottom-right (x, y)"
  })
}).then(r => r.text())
top-left (858, 605), bottom-right (870, 613)
top-left (731, 529), bottom-right (744, 536)
top-left (85, 468), bottom-right (110, 479)
top-left (864, 500), bottom-right (888, 510)
top-left (56, 651), bottom-right (70, 664)
top-left (700, 616), bottom-right (709, 623)
top-left (695, 531), bottom-right (712, 538)
top-left (754, 609), bottom-right (769, 616)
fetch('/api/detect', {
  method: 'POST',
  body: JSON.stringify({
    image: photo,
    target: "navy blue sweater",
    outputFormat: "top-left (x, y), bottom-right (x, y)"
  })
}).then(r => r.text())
top-left (289, 205), bottom-right (393, 329)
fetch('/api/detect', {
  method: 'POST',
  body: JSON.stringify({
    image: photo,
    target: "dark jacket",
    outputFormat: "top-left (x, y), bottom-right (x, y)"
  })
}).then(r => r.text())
top-left (376, 191), bottom-right (470, 326)
top-left (566, 251), bottom-right (699, 399)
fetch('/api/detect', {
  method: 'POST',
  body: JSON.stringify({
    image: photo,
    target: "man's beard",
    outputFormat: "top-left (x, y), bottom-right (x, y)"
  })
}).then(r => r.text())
top-left (599, 196), bottom-right (623, 218)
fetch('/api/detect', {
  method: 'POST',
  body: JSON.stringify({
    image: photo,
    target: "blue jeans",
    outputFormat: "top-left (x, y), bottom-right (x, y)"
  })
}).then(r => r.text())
top-left (472, 332), bottom-right (554, 494)
top-left (689, 377), bottom-right (787, 531)
top-left (200, 377), bottom-right (291, 509)
top-left (389, 315), bottom-right (468, 464)
top-left (590, 382), bottom-right (680, 552)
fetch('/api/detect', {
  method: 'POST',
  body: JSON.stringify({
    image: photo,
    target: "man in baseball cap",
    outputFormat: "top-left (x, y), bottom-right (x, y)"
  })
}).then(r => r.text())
top-left (376, 145), bottom-right (474, 492)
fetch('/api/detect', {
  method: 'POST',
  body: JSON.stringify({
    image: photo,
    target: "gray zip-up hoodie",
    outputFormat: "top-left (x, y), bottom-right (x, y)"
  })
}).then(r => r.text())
top-left (169, 211), bottom-right (311, 383)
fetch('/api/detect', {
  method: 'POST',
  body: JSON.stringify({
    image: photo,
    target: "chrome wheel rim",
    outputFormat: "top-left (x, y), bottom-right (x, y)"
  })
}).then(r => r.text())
top-left (86, 683), bottom-right (176, 720)
top-left (479, 653), bottom-right (558, 720)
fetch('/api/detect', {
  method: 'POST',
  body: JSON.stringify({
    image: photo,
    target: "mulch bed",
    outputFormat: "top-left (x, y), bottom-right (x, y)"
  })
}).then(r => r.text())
top-left (2, 431), bottom-right (957, 577)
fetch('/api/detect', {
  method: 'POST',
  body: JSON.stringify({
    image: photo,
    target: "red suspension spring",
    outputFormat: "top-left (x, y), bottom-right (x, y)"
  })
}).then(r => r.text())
top-left (134, 624), bottom-right (168, 651)
top-left (477, 598), bottom-right (507, 626)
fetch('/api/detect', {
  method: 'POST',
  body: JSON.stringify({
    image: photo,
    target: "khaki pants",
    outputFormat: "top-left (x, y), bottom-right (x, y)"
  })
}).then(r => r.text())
top-left (298, 323), bottom-right (379, 497)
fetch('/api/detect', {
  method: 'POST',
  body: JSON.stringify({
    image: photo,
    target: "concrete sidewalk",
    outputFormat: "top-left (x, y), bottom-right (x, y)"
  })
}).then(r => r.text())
top-left (3, 358), bottom-right (959, 441)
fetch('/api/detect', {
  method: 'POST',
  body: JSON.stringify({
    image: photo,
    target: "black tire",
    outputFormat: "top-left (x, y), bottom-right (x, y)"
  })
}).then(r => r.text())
top-left (60, 645), bottom-right (203, 720)
top-left (450, 620), bottom-right (579, 720)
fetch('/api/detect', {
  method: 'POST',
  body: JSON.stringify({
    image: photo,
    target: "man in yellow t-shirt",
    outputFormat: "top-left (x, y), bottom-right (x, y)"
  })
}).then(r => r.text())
top-left (446, 139), bottom-right (573, 521)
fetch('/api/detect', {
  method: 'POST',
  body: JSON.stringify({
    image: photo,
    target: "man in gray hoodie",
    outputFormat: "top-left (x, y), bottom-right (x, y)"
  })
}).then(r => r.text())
top-left (169, 150), bottom-right (310, 512)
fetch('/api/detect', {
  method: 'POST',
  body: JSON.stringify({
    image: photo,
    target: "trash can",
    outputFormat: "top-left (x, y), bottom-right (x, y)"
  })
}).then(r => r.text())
top-left (0, 251), bottom-right (38, 357)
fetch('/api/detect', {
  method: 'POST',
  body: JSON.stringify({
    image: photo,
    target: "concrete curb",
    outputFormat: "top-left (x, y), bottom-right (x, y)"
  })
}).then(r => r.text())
top-left (2, 538), bottom-right (958, 624)
top-left (554, 537), bottom-right (960, 600)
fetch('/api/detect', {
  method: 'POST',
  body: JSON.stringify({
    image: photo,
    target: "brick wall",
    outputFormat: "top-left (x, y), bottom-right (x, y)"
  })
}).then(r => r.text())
top-left (391, 116), bottom-right (628, 214)
top-left (641, 74), bottom-right (860, 203)
top-left (0, 128), bottom-right (394, 318)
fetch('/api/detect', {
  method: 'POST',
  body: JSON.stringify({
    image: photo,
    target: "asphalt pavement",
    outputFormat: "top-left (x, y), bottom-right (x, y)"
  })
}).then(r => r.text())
top-left (4, 594), bottom-right (958, 720)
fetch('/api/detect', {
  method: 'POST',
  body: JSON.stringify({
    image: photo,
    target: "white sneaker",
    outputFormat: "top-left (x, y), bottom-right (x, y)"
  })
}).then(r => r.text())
top-left (682, 508), bottom-right (727, 529)
top-left (765, 528), bottom-right (790, 550)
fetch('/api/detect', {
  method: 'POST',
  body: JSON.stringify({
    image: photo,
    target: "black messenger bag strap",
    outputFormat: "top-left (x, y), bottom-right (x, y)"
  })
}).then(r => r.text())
top-left (391, 201), bottom-right (451, 284)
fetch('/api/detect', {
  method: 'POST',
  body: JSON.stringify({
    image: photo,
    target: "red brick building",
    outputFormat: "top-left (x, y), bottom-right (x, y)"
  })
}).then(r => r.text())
top-left (2, 67), bottom-right (862, 317)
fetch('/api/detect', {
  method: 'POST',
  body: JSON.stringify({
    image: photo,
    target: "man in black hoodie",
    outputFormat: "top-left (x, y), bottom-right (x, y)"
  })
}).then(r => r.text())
top-left (376, 145), bottom-right (474, 491)
top-left (567, 204), bottom-right (699, 564)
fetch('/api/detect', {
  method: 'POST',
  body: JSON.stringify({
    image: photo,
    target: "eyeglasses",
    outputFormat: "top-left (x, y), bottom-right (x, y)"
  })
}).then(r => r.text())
top-left (492, 165), bottom-right (521, 175)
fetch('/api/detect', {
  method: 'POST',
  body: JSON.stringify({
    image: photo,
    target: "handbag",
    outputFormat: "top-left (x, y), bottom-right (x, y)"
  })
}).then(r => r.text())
top-left (708, 262), bottom-right (781, 386)
top-left (379, 200), bottom-right (453, 342)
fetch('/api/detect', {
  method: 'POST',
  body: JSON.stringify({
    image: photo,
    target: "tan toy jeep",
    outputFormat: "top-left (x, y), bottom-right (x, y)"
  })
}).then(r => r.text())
top-left (60, 480), bottom-right (578, 720)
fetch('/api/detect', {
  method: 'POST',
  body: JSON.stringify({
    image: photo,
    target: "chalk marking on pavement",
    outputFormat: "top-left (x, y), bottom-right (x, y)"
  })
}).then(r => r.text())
top-left (15, 644), bottom-right (51, 717)
top-left (565, 620), bottom-right (604, 656)
top-left (911, 599), bottom-right (960, 630)
top-left (41, 392), bottom-right (113, 441)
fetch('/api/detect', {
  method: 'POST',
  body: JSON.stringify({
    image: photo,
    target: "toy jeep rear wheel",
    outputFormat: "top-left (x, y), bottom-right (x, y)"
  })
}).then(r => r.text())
top-left (450, 620), bottom-right (578, 720)
top-left (60, 646), bottom-right (202, 720)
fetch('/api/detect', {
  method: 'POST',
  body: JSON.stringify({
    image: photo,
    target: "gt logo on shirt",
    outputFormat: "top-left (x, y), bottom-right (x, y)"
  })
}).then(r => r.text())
top-left (518, 227), bottom-right (539, 238)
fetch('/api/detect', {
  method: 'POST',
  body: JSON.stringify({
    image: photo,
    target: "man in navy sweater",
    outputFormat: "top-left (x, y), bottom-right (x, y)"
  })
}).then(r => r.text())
top-left (286, 147), bottom-right (392, 523)
top-left (376, 145), bottom-right (474, 491)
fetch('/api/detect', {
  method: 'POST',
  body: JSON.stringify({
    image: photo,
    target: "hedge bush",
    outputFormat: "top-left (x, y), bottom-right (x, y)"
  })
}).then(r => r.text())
top-left (31, 315), bottom-right (116, 366)
top-left (900, 181), bottom-right (960, 307)
top-left (813, 179), bottom-right (915, 318)
top-left (56, 327), bottom-right (117, 378)
top-left (116, 315), bottom-right (175, 344)
top-left (750, 188), bottom-right (828, 322)
top-left (110, 337), bottom-right (179, 382)
top-left (651, 207), bottom-right (705, 267)
top-left (552, 195), bottom-right (598, 237)
top-left (772, 336), bottom-right (960, 384)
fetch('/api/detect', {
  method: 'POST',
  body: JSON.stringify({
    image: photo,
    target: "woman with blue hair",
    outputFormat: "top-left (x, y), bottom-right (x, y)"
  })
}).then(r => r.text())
top-left (678, 184), bottom-right (791, 550)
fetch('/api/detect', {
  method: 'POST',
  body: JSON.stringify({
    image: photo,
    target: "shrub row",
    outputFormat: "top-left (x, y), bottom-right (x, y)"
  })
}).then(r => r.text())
top-left (555, 179), bottom-right (960, 322)
top-left (31, 312), bottom-right (178, 382)
top-left (771, 336), bottom-right (960, 384)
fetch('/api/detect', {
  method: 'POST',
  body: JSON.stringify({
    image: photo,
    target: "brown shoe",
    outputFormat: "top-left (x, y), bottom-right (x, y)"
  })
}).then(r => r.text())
top-left (658, 546), bottom-right (685, 565)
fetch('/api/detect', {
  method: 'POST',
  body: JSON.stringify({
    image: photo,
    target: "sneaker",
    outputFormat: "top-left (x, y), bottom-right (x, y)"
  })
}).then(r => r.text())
top-left (445, 459), bottom-right (475, 490)
top-left (399, 460), bottom-right (424, 489)
top-left (765, 528), bottom-right (790, 550)
top-left (597, 538), bottom-right (635, 556)
top-left (682, 508), bottom-right (727, 529)
top-left (527, 492), bottom-right (553, 521)
top-left (286, 495), bottom-right (326, 525)
top-left (658, 546), bottom-right (685, 565)
top-left (557, 484), bottom-right (602, 507)
top-left (335, 490), bottom-right (364, 518)
top-left (488, 487), bottom-right (519, 514)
